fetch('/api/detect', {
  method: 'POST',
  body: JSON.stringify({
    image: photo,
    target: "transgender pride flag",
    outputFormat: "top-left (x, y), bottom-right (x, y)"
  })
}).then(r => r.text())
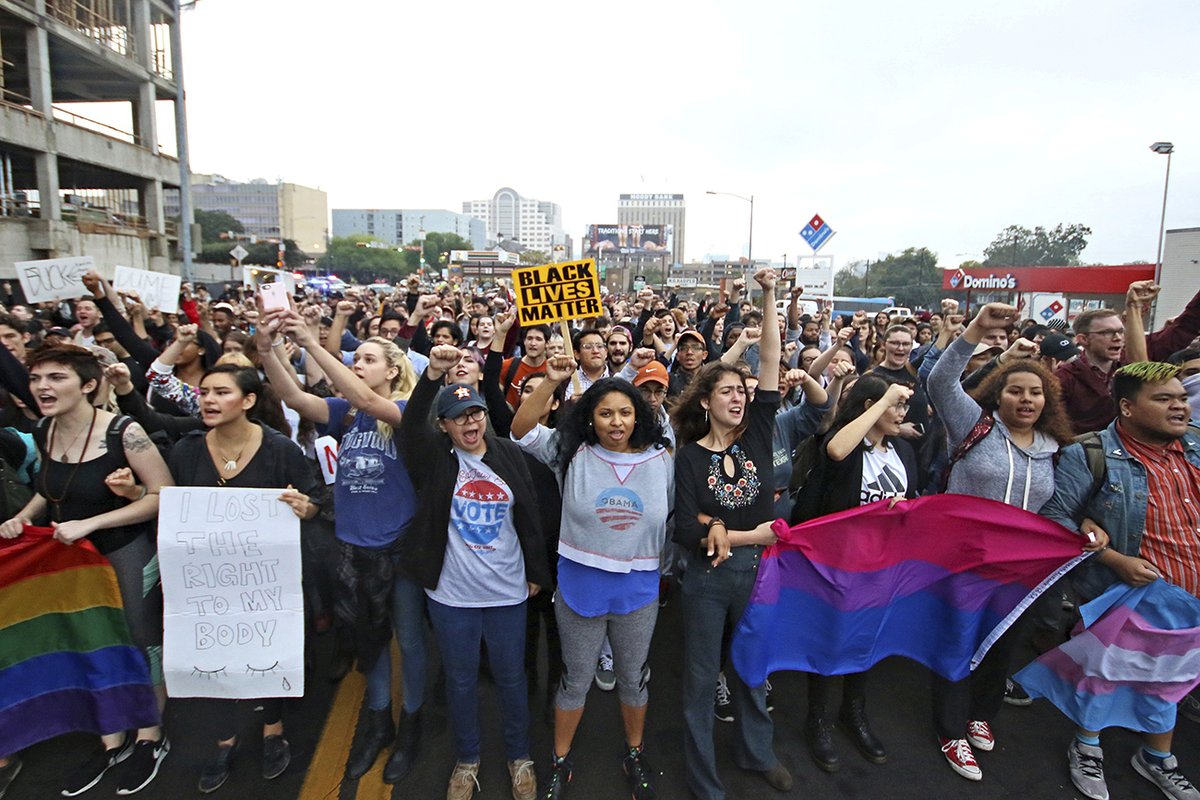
top-left (730, 495), bottom-right (1089, 687)
top-left (1015, 579), bottom-right (1200, 734)
top-left (0, 527), bottom-right (160, 755)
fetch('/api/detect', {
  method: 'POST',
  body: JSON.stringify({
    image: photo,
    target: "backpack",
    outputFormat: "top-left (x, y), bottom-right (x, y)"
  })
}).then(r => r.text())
top-left (1072, 423), bottom-right (1200, 500)
top-left (0, 428), bottom-right (33, 521)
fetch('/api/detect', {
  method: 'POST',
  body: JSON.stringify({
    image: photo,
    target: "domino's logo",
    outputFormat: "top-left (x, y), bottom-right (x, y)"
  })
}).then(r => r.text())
top-left (949, 269), bottom-right (966, 289)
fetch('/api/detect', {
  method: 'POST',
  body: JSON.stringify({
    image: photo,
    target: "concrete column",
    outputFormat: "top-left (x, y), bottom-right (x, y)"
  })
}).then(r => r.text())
top-left (133, 81), bottom-right (158, 151)
top-left (142, 178), bottom-right (165, 235)
top-left (26, 24), bottom-right (60, 221)
top-left (132, 0), bottom-right (153, 71)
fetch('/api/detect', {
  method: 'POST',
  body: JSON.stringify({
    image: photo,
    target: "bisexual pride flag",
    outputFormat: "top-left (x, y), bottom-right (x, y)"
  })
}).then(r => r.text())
top-left (1015, 579), bottom-right (1200, 734)
top-left (730, 495), bottom-right (1089, 686)
top-left (0, 528), bottom-right (160, 755)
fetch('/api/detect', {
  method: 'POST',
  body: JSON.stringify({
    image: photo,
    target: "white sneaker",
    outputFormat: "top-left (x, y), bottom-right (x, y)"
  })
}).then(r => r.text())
top-left (1132, 750), bottom-right (1200, 800)
top-left (1068, 740), bottom-right (1109, 800)
top-left (594, 654), bottom-right (616, 692)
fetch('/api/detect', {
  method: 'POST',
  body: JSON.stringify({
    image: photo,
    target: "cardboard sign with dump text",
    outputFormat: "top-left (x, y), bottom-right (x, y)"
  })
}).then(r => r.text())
top-left (513, 259), bottom-right (602, 325)
top-left (113, 265), bottom-right (182, 314)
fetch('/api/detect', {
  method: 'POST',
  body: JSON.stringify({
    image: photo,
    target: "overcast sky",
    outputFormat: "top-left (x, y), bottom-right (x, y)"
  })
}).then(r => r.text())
top-left (175, 0), bottom-right (1199, 270)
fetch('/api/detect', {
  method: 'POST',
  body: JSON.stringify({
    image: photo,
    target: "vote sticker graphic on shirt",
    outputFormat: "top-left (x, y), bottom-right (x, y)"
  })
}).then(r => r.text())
top-left (452, 478), bottom-right (511, 549)
top-left (596, 487), bottom-right (644, 531)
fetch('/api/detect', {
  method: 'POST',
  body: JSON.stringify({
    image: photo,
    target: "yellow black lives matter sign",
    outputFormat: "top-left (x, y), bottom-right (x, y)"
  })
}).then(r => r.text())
top-left (513, 259), bottom-right (602, 325)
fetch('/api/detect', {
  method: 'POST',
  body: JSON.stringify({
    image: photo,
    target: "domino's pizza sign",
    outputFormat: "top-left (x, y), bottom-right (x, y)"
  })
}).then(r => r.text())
top-left (1032, 293), bottom-right (1068, 324)
top-left (799, 214), bottom-right (835, 253)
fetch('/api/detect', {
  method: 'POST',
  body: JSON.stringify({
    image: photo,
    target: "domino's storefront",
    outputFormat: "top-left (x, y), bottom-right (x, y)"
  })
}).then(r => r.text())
top-left (942, 265), bottom-right (1155, 325)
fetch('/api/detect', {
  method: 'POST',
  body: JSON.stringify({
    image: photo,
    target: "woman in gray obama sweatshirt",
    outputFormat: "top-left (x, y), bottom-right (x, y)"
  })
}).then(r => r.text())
top-left (926, 303), bottom-right (1078, 782)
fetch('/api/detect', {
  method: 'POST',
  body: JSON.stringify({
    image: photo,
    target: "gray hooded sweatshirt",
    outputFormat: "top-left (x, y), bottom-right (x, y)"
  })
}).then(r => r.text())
top-left (928, 335), bottom-right (1060, 511)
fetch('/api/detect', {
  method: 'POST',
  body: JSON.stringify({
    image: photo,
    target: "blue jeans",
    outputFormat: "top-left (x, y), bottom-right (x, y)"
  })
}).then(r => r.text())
top-left (427, 599), bottom-right (529, 762)
top-left (681, 550), bottom-right (776, 800)
top-left (365, 572), bottom-right (428, 714)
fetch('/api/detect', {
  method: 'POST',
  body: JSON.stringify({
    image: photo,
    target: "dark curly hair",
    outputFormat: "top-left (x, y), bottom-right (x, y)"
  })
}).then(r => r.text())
top-left (672, 361), bottom-right (749, 446)
top-left (969, 360), bottom-right (1073, 445)
top-left (554, 378), bottom-right (667, 465)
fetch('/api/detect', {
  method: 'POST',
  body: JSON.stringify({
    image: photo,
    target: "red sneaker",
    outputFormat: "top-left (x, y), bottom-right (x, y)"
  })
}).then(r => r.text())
top-left (940, 738), bottom-right (982, 781)
top-left (966, 720), bottom-right (995, 752)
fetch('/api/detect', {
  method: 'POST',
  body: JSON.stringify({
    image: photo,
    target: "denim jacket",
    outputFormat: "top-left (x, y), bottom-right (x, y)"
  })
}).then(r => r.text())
top-left (1040, 421), bottom-right (1200, 601)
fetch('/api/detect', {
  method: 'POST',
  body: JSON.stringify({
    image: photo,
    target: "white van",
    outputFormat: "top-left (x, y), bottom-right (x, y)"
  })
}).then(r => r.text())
top-left (777, 298), bottom-right (820, 318)
top-left (882, 306), bottom-right (913, 319)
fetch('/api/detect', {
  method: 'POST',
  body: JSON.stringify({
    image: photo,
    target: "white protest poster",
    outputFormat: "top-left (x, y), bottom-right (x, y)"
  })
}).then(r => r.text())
top-left (113, 265), bottom-right (182, 313)
top-left (314, 435), bottom-right (338, 485)
top-left (158, 486), bottom-right (304, 699)
top-left (14, 256), bottom-right (94, 303)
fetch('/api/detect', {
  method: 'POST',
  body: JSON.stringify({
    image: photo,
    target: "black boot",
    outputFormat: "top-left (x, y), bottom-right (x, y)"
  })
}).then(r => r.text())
top-left (382, 708), bottom-right (421, 784)
top-left (839, 695), bottom-right (888, 764)
top-left (345, 705), bottom-right (394, 780)
top-left (806, 675), bottom-right (840, 773)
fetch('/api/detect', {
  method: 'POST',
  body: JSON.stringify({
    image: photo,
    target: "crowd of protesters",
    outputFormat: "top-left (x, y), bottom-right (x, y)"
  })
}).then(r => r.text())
top-left (0, 266), bottom-right (1197, 800)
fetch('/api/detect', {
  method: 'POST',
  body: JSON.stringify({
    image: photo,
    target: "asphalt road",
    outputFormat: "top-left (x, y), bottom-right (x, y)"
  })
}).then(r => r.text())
top-left (12, 592), bottom-right (1200, 800)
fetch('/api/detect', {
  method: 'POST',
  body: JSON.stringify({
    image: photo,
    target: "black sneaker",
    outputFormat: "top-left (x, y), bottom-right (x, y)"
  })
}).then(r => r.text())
top-left (1003, 678), bottom-right (1033, 707)
top-left (114, 737), bottom-right (170, 795)
top-left (765, 678), bottom-right (775, 713)
top-left (262, 735), bottom-right (291, 780)
top-left (198, 742), bottom-right (237, 794)
top-left (0, 757), bottom-right (22, 800)
top-left (714, 672), bottom-right (734, 723)
top-left (62, 738), bottom-right (134, 796)
top-left (622, 745), bottom-right (657, 800)
top-left (542, 754), bottom-right (572, 800)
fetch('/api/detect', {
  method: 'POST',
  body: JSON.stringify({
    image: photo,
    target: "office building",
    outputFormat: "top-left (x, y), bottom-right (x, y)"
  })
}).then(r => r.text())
top-left (463, 187), bottom-right (568, 255)
top-left (618, 193), bottom-right (686, 265)
top-left (0, 0), bottom-right (186, 275)
top-left (332, 209), bottom-right (485, 249)
top-left (180, 175), bottom-right (328, 255)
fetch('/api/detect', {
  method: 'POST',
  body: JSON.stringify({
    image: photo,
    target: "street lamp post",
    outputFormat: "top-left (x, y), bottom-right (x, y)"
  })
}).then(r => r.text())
top-left (1150, 141), bottom-right (1174, 286)
top-left (706, 190), bottom-right (755, 265)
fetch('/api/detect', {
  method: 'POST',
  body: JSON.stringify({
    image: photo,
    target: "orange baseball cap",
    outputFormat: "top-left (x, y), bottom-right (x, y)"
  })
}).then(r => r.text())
top-left (633, 360), bottom-right (669, 387)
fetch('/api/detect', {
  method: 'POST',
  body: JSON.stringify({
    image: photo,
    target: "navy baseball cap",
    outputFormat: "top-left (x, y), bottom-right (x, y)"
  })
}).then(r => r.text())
top-left (436, 383), bottom-right (486, 419)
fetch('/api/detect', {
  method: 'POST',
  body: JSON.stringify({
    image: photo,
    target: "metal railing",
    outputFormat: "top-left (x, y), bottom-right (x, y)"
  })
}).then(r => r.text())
top-left (40, 0), bottom-right (175, 81)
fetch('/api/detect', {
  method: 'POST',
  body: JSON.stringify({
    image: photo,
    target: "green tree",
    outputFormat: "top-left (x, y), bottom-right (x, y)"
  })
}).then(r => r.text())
top-left (196, 238), bottom-right (306, 268)
top-left (835, 247), bottom-right (943, 309)
top-left (193, 209), bottom-right (244, 244)
top-left (316, 236), bottom-right (410, 281)
top-left (520, 250), bottom-right (550, 266)
top-left (982, 224), bottom-right (1091, 267)
top-left (402, 232), bottom-right (475, 273)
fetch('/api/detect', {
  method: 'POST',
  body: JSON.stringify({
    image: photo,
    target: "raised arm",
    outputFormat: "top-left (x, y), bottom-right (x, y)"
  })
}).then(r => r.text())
top-left (278, 309), bottom-right (403, 426)
top-left (256, 318), bottom-right (330, 424)
top-left (827, 382), bottom-right (913, 462)
top-left (755, 268), bottom-right (780, 392)
top-left (511, 354), bottom-right (574, 440)
top-left (1122, 280), bottom-right (1153, 364)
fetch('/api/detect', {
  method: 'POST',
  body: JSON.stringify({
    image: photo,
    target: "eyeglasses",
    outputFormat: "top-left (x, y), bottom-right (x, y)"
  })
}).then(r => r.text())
top-left (678, 344), bottom-right (705, 353)
top-left (885, 340), bottom-right (913, 348)
top-left (1084, 328), bottom-right (1125, 339)
top-left (578, 342), bottom-right (606, 351)
top-left (448, 408), bottom-right (486, 426)
top-left (638, 386), bottom-right (667, 398)
top-left (893, 403), bottom-right (910, 413)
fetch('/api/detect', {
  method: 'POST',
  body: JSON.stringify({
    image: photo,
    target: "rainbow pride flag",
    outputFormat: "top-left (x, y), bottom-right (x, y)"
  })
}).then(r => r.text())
top-left (730, 495), bottom-right (1090, 686)
top-left (1015, 579), bottom-right (1200, 734)
top-left (0, 528), bottom-right (160, 755)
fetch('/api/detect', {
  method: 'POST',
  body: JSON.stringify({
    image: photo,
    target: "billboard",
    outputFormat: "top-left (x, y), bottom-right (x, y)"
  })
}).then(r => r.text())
top-left (586, 224), bottom-right (673, 256)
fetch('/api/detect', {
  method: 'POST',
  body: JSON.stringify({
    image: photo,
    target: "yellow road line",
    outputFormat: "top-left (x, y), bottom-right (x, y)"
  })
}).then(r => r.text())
top-left (299, 646), bottom-right (402, 800)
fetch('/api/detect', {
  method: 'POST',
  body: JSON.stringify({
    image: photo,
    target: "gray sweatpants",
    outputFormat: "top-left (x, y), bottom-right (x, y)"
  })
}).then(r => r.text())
top-left (554, 593), bottom-right (657, 709)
